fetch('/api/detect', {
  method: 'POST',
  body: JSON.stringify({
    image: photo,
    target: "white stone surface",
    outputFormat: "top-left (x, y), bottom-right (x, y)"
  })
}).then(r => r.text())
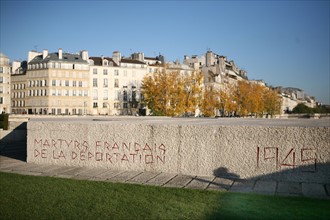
top-left (27, 117), bottom-right (330, 183)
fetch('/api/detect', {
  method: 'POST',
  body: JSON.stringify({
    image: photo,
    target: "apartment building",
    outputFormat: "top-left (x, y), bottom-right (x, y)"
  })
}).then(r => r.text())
top-left (0, 53), bottom-right (11, 113)
top-left (89, 51), bottom-right (154, 115)
top-left (184, 50), bottom-right (248, 90)
top-left (12, 49), bottom-right (90, 115)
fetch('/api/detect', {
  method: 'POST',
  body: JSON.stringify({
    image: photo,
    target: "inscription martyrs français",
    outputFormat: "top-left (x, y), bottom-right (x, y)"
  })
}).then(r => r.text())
top-left (33, 139), bottom-right (166, 165)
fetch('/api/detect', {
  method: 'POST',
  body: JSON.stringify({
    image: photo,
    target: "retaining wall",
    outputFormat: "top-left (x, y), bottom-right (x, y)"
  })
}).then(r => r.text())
top-left (27, 118), bottom-right (330, 183)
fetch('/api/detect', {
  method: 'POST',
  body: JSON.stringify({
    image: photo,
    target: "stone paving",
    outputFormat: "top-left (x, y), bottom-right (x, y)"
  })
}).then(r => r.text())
top-left (1, 154), bottom-right (329, 200)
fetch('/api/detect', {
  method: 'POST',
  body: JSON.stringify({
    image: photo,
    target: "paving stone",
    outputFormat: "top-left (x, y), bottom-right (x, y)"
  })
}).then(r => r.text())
top-left (0, 161), bottom-right (26, 170)
top-left (91, 169), bottom-right (124, 181)
top-left (207, 177), bottom-right (234, 191)
top-left (28, 164), bottom-right (59, 173)
top-left (229, 179), bottom-right (255, 192)
top-left (56, 167), bottom-right (87, 178)
top-left (1, 162), bottom-right (28, 171)
top-left (41, 166), bottom-right (77, 177)
top-left (185, 176), bottom-right (215, 190)
top-left (164, 174), bottom-right (195, 188)
top-left (277, 182), bottom-right (302, 196)
top-left (145, 173), bottom-right (177, 186)
top-left (325, 184), bottom-right (330, 197)
top-left (127, 172), bottom-right (160, 184)
top-left (253, 180), bottom-right (277, 195)
top-left (107, 171), bottom-right (142, 182)
top-left (11, 163), bottom-right (42, 172)
top-left (10, 170), bottom-right (42, 176)
top-left (74, 168), bottom-right (109, 179)
top-left (302, 183), bottom-right (329, 199)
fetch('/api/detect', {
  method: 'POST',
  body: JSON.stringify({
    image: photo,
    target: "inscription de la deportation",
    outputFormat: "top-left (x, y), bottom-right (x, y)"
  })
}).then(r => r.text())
top-left (33, 138), bottom-right (166, 164)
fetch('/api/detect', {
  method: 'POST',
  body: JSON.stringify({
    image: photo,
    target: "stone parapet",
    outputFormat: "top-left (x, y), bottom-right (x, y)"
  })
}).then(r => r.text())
top-left (27, 117), bottom-right (330, 183)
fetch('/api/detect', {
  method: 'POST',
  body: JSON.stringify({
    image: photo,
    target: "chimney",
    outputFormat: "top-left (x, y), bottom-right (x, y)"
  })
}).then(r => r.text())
top-left (112, 51), bottom-right (121, 65)
top-left (28, 50), bottom-right (42, 63)
top-left (12, 61), bottom-right (21, 74)
top-left (58, 48), bottom-right (63, 59)
top-left (81, 50), bottom-right (89, 61)
top-left (42, 49), bottom-right (48, 59)
top-left (206, 50), bottom-right (213, 67)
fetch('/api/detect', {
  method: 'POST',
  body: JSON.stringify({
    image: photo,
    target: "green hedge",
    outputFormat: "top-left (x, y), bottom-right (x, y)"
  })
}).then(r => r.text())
top-left (0, 114), bottom-right (9, 130)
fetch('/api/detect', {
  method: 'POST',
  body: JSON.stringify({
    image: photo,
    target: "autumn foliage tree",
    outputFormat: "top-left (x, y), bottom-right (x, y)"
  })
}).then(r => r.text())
top-left (142, 68), bottom-right (203, 116)
top-left (219, 81), bottom-right (282, 117)
top-left (142, 68), bottom-right (281, 117)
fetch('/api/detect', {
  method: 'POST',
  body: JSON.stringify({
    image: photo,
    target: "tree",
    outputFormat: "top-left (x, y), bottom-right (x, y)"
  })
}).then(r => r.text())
top-left (263, 88), bottom-right (281, 116)
top-left (141, 68), bottom-right (203, 116)
top-left (292, 103), bottom-right (313, 114)
top-left (218, 81), bottom-right (281, 117)
top-left (201, 86), bottom-right (219, 117)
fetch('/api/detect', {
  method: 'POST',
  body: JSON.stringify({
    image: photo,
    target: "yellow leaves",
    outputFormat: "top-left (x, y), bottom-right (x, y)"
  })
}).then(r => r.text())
top-left (142, 69), bottom-right (281, 117)
top-left (220, 81), bottom-right (281, 117)
top-left (142, 69), bottom-right (203, 116)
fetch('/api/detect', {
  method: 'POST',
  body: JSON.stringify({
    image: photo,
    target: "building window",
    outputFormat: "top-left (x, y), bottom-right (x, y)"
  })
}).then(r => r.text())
top-left (93, 102), bottom-right (98, 108)
top-left (65, 90), bottom-right (69, 96)
top-left (93, 68), bottom-right (97, 74)
top-left (132, 90), bottom-right (137, 102)
top-left (114, 70), bottom-right (119, 76)
top-left (79, 81), bottom-right (82, 87)
top-left (114, 102), bottom-right (120, 109)
top-left (57, 109), bottom-right (62, 115)
top-left (93, 78), bottom-right (98, 87)
top-left (73, 90), bottom-right (76, 96)
top-left (0, 97), bottom-right (3, 104)
top-left (103, 90), bottom-right (108, 100)
top-left (123, 90), bottom-right (128, 101)
top-left (114, 79), bottom-right (119, 88)
top-left (123, 103), bottom-right (128, 108)
top-left (103, 69), bottom-right (108, 75)
top-left (103, 79), bottom-right (108, 87)
top-left (73, 81), bottom-right (77, 87)
top-left (52, 80), bottom-right (56, 86)
top-left (103, 102), bottom-right (108, 108)
top-left (114, 91), bottom-right (119, 100)
top-left (65, 80), bottom-right (69, 86)
top-left (93, 89), bottom-right (98, 100)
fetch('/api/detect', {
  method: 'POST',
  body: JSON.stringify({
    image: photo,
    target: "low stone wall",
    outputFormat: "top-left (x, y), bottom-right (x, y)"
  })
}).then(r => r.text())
top-left (27, 118), bottom-right (330, 183)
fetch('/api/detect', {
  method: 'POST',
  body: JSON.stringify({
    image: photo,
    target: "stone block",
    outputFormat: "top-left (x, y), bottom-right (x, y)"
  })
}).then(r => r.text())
top-left (277, 182), bottom-right (302, 196)
top-left (207, 177), bottom-right (234, 191)
top-left (302, 183), bottom-right (329, 199)
top-left (145, 173), bottom-right (177, 186)
top-left (164, 174), bottom-right (194, 188)
top-left (253, 180), bottom-right (277, 195)
top-left (185, 176), bottom-right (214, 190)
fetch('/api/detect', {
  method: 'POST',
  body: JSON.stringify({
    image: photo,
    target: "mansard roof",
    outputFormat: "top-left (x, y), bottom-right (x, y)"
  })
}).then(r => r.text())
top-left (120, 58), bottom-right (146, 65)
top-left (29, 53), bottom-right (88, 64)
top-left (89, 57), bottom-right (119, 67)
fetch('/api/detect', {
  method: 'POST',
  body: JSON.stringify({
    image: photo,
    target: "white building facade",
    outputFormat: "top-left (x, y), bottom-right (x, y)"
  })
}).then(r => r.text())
top-left (0, 53), bottom-right (11, 113)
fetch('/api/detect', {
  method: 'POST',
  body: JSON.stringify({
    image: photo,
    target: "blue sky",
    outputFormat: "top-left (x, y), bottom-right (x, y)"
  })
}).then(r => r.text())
top-left (1, 0), bottom-right (329, 104)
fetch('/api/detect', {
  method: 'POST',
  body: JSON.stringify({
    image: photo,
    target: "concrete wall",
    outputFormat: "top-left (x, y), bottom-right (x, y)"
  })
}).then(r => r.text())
top-left (27, 118), bottom-right (330, 183)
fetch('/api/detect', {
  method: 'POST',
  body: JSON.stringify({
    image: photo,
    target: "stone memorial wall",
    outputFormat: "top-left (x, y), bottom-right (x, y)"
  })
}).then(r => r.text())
top-left (27, 118), bottom-right (330, 183)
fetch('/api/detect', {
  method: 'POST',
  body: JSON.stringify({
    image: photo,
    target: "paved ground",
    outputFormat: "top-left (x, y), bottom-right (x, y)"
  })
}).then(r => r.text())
top-left (1, 141), bottom-right (329, 200)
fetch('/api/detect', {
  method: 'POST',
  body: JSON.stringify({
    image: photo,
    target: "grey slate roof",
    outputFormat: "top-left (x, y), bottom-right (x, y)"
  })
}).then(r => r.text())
top-left (29, 52), bottom-right (88, 64)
